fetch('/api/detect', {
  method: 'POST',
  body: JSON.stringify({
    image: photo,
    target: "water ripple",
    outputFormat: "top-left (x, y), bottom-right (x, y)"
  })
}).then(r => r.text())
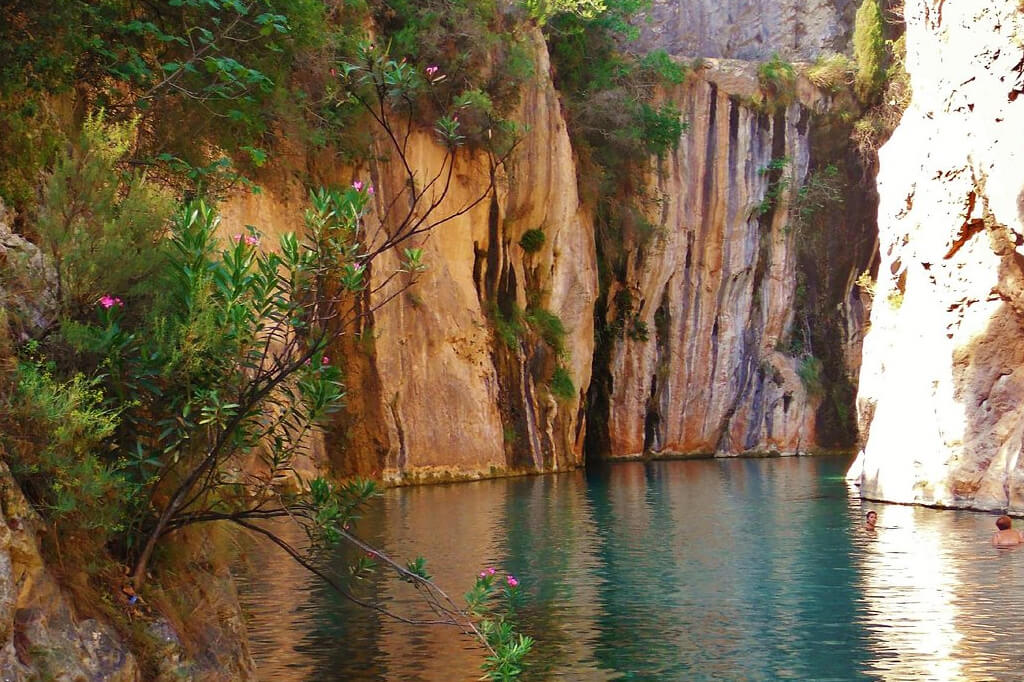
top-left (238, 456), bottom-right (1024, 681)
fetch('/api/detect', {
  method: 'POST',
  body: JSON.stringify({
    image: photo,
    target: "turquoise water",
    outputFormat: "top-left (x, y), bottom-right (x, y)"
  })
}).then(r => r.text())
top-left (239, 456), bottom-right (1024, 680)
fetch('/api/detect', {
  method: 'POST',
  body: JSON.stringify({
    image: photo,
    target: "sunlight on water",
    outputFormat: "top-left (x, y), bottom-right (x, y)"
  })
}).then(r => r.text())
top-left (238, 456), bottom-right (1024, 681)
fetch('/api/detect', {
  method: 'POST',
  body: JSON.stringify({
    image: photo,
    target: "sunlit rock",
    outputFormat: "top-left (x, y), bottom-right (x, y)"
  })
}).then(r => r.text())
top-left (852, 0), bottom-right (1024, 510)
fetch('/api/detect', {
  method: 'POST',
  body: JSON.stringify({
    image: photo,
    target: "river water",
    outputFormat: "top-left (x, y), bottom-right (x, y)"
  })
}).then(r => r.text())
top-left (238, 455), bottom-right (1024, 680)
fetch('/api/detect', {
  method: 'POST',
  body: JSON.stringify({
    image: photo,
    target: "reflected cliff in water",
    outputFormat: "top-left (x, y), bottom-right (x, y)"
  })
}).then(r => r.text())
top-left (238, 456), bottom-right (1024, 680)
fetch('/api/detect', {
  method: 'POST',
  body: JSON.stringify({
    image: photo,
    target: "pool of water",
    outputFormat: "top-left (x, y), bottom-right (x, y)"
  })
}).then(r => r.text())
top-left (238, 455), bottom-right (1024, 680)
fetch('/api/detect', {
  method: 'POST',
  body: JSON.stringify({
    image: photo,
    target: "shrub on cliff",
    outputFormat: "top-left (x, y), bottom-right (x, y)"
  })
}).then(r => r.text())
top-left (853, 0), bottom-right (887, 103)
top-left (806, 53), bottom-right (854, 92)
top-left (36, 112), bottom-right (173, 316)
top-left (546, 0), bottom-right (685, 165)
top-left (0, 44), bottom-right (531, 679)
top-left (851, 32), bottom-right (911, 163)
top-left (519, 228), bottom-right (546, 253)
top-left (757, 54), bottom-right (797, 107)
top-left (0, 0), bottom-right (333, 207)
top-left (544, 0), bottom-right (687, 312)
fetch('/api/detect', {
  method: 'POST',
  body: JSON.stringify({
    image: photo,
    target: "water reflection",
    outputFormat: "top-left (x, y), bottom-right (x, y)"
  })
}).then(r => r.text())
top-left (854, 504), bottom-right (1024, 681)
top-left (238, 457), bottom-right (1024, 681)
top-left (857, 504), bottom-right (962, 680)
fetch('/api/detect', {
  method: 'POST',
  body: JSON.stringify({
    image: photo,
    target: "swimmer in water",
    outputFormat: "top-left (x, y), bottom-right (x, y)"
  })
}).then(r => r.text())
top-left (865, 510), bottom-right (877, 531)
top-left (991, 515), bottom-right (1024, 548)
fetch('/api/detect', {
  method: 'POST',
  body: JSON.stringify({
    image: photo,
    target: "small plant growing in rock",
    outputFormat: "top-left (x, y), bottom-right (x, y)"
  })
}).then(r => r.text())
top-left (757, 54), bottom-right (797, 105)
top-left (754, 156), bottom-right (792, 217)
top-left (526, 306), bottom-right (567, 355)
top-left (519, 228), bottom-right (546, 253)
top-left (550, 366), bottom-right (576, 401)
top-left (853, 0), bottom-right (887, 102)
top-left (627, 318), bottom-right (650, 342)
top-left (490, 303), bottom-right (526, 351)
top-left (806, 53), bottom-right (854, 91)
top-left (855, 269), bottom-right (876, 298)
top-left (797, 355), bottom-right (824, 396)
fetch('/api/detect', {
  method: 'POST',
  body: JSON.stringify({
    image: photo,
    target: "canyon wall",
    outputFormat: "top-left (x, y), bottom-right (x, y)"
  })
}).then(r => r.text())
top-left (595, 64), bottom-right (829, 458)
top-left (349, 30), bottom-right (596, 482)
top-left (638, 0), bottom-right (858, 60)
top-left (223, 30), bottom-right (596, 483)
top-left (849, 0), bottom-right (1024, 510)
top-left (219, 29), bottom-right (870, 473)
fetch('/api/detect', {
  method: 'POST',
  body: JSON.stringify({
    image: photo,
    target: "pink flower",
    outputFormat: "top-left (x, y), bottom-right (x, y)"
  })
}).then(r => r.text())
top-left (321, 356), bottom-right (330, 365)
top-left (425, 65), bottom-right (439, 77)
top-left (245, 235), bottom-right (259, 246)
top-left (367, 186), bottom-right (374, 195)
top-left (506, 575), bottom-right (519, 587)
top-left (352, 180), bottom-right (363, 191)
top-left (330, 68), bottom-right (337, 77)
top-left (99, 295), bottom-right (123, 309)
top-left (304, 358), bottom-right (312, 365)
top-left (232, 233), bottom-right (243, 242)
top-left (487, 567), bottom-right (496, 576)
top-left (479, 571), bottom-right (487, 578)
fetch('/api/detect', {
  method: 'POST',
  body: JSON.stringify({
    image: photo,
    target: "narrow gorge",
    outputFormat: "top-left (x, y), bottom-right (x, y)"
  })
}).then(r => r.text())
top-left (1, 0), bottom-right (1022, 677)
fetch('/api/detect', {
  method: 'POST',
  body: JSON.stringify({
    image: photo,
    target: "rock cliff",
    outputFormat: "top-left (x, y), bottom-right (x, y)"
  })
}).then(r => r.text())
top-left (325, 29), bottom-right (596, 482)
top-left (637, 0), bottom-right (858, 60)
top-left (217, 30), bottom-right (872, 472)
top-left (592, 63), bottom-right (828, 458)
top-left (849, 0), bottom-right (1024, 510)
top-left (0, 461), bottom-right (139, 680)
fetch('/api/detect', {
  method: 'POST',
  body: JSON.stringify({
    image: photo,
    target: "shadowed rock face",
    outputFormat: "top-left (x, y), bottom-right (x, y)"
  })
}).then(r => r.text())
top-left (0, 460), bottom-right (257, 680)
top-left (636, 0), bottom-right (858, 61)
top-left (0, 462), bottom-right (140, 681)
top-left (850, 0), bottom-right (1024, 510)
top-left (596, 62), bottom-right (824, 459)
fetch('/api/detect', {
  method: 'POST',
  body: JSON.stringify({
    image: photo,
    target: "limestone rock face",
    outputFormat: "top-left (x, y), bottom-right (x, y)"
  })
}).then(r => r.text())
top-left (0, 460), bottom-right (256, 680)
top-left (636, 0), bottom-right (857, 60)
top-left (336, 29), bottom-right (594, 482)
top-left (0, 462), bottom-right (139, 681)
top-left (0, 199), bottom-right (57, 341)
top-left (850, 0), bottom-right (1024, 510)
top-left (599, 62), bottom-right (822, 458)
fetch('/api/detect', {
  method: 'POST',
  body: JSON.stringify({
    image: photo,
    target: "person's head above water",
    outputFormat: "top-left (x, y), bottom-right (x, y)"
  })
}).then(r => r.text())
top-left (865, 510), bottom-right (877, 528)
top-left (996, 515), bottom-right (1013, 530)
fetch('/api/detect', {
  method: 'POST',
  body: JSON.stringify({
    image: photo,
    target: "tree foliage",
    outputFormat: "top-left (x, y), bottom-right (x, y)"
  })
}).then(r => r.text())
top-left (0, 29), bottom-right (528, 677)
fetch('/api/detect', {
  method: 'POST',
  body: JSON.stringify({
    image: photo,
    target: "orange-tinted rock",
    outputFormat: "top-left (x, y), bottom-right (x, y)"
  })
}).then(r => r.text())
top-left (603, 62), bottom-right (823, 458)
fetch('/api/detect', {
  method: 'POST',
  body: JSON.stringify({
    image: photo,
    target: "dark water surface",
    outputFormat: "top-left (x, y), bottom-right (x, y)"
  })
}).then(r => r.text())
top-left (238, 456), bottom-right (1024, 680)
